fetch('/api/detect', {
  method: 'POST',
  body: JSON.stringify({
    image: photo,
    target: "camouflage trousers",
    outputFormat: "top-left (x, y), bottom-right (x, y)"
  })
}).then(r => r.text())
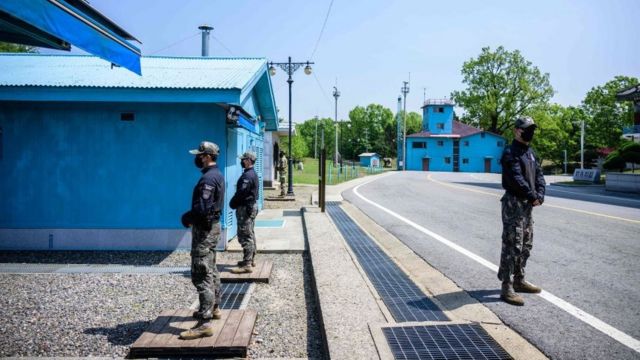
top-left (497, 193), bottom-right (534, 283)
top-left (236, 203), bottom-right (258, 264)
top-left (191, 222), bottom-right (222, 314)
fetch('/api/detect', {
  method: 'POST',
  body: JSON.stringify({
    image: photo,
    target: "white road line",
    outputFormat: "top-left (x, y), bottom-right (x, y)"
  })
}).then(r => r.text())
top-left (352, 177), bottom-right (640, 354)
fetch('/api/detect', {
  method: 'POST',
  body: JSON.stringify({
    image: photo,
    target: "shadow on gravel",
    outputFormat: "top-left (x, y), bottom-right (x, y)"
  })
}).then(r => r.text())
top-left (0, 251), bottom-right (173, 265)
top-left (302, 250), bottom-right (327, 360)
top-left (84, 320), bottom-right (152, 346)
top-left (453, 181), bottom-right (640, 209)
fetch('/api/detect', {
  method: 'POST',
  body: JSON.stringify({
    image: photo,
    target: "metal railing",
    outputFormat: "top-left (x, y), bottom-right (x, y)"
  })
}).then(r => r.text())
top-left (423, 98), bottom-right (454, 106)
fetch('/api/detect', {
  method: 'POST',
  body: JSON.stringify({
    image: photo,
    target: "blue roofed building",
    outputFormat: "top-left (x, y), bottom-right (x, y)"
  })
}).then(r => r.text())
top-left (406, 99), bottom-right (505, 173)
top-left (358, 153), bottom-right (381, 167)
top-left (0, 54), bottom-right (277, 250)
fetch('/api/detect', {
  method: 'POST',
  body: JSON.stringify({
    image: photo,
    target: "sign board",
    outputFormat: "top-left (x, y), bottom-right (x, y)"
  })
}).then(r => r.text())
top-left (573, 169), bottom-right (600, 183)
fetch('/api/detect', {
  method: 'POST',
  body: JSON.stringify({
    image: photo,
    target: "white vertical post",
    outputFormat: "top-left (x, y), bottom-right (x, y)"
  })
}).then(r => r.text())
top-left (580, 120), bottom-right (585, 169)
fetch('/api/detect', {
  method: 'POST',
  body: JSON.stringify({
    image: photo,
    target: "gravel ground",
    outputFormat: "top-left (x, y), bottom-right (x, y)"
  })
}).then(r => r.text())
top-left (264, 185), bottom-right (315, 210)
top-left (0, 251), bottom-right (325, 359)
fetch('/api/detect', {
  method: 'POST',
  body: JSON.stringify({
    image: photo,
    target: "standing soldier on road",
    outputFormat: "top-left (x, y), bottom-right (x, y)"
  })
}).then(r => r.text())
top-left (230, 151), bottom-right (259, 274)
top-left (498, 117), bottom-right (546, 306)
top-left (179, 141), bottom-right (225, 339)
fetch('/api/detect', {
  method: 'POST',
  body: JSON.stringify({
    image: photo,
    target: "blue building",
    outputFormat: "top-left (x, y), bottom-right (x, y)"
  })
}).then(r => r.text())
top-left (0, 54), bottom-right (277, 250)
top-left (406, 99), bottom-right (505, 173)
top-left (359, 153), bottom-right (381, 167)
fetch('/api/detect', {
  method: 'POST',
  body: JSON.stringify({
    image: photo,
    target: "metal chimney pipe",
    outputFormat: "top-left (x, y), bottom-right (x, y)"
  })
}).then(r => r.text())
top-left (198, 25), bottom-right (213, 57)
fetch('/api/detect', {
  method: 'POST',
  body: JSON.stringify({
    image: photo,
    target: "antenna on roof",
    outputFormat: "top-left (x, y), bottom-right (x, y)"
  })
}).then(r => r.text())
top-left (198, 25), bottom-right (213, 57)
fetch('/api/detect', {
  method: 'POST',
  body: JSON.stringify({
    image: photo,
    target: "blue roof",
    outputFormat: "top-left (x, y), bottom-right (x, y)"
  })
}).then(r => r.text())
top-left (0, 54), bottom-right (267, 89)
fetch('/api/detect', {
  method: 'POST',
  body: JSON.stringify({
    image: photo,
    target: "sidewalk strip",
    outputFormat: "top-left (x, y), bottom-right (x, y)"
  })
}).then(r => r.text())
top-left (326, 202), bottom-right (448, 322)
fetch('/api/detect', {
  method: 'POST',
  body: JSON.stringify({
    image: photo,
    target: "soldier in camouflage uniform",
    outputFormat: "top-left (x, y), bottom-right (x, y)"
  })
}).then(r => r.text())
top-left (498, 117), bottom-right (546, 306)
top-left (230, 151), bottom-right (259, 274)
top-left (179, 141), bottom-right (225, 339)
top-left (278, 151), bottom-right (287, 196)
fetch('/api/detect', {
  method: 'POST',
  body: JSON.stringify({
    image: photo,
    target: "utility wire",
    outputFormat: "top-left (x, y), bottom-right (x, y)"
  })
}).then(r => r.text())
top-left (148, 31), bottom-right (200, 55)
top-left (309, 0), bottom-right (335, 60)
top-left (212, 35), bottom-right (235, 56)
top-left (312, 71), bottom-right (333, 106)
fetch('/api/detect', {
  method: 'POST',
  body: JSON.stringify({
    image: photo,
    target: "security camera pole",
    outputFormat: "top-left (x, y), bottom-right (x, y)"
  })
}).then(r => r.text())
top-left (268, 57), bottom-right (314, 196)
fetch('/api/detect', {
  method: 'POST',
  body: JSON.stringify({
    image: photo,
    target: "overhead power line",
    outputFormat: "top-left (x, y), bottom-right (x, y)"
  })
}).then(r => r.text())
top-left (309, 0), bottom-right (335, 60)
top-left (212, 34), bottom-right (235, 56)
top-left (148, 31), bottom-right (200, 56)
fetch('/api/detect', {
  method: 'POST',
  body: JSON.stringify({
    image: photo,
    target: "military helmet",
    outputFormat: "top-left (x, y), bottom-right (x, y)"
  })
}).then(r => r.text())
top-left (238, 151), bottom-right (257, 162)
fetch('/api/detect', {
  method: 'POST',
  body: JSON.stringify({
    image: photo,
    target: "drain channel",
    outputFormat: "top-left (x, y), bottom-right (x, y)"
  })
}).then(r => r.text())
top-left (326, 202), bottom-right (448, 322)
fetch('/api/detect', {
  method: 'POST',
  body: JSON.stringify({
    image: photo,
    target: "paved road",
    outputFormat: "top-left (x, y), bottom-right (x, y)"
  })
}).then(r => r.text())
top-left (342, 171), bottom-right (640, 360)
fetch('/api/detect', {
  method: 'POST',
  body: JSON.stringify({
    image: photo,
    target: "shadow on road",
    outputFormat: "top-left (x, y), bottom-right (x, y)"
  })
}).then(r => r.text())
top-left (453, 181), bottom-right (640, 210)
top-left (434, 289), bottom-right (503, 310)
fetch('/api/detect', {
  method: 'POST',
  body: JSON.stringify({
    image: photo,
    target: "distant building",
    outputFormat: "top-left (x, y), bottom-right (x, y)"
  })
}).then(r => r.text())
top-left (359, 152), bottom-right (381, 167)
top-left (406, 99), bottom-right (505, 173)
top-left (0, 54), bottom-right (278, 250)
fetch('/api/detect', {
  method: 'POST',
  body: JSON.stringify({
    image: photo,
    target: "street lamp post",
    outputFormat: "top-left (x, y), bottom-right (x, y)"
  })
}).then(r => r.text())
top-left (401, 81), bottom-right (410, 170)
top-left (333, 86), bottom-right (340, 167)
top-left (268, 57), bottom-right (313, 196)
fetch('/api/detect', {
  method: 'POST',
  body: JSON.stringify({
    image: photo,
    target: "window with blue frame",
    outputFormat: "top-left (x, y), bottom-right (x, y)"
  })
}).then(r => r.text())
top-left (497, 141), bottom-right (504, 147)
top-left (437, 123), bottom-right (444, 129)
top-left (445, 157), bottom-right (451, 164)
top-left (437, 140), bottom-right (444, 146)
top-left (464, 140), bottom-right (469, 146)
top-left (462, 158), bottom-right (469, 164)
top-left (412, 142), bottom-right (426, 148)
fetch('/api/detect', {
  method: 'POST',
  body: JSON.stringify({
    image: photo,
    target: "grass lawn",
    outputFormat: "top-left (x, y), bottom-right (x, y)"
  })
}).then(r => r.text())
top-left (292, 157), bottom-right (387, 185)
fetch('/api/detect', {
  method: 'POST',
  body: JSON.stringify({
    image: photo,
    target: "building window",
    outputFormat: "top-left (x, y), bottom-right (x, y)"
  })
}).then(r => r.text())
top-left (481, 132), bottom-right (485, 138)
top-left (462, 158), bottom-right (469, 164)
top-left (437, 107), bottom-right (444, 113)
top-left (412, 141), bottom-right (426, 149)
top-left (437, 123), bottom-right (444, 129)
top-left (437, 140), bottom-right (444, 146)
top-left (120, 112), bottom-right (135, 121)
top-left (0, 126), bottom-right (3, 160)
top-left (444, 157), bottom-right (451, 164)
top-left (464, 141), bottom-right (469, 146)
top-left (497, 141), bottom-right (504, 147)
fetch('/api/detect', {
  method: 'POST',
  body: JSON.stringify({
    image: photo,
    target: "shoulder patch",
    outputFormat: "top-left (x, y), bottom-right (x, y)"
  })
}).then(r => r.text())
top-left (202, 184), bottom-right (214, 200)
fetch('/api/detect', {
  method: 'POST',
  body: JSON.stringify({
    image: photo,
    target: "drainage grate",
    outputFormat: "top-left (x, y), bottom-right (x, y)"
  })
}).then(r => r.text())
top-left (383, 324), bottom-right (512, 360)
top-left (219, 282), bottom-right (252, 309)
top-left (326, 202), bottom-right (448, 322)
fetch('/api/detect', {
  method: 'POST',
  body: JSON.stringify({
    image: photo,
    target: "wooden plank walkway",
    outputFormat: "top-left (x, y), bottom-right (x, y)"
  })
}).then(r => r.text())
top-left (219, 259), bottom-right (273, 283)
top-left (129, 309), bottom-right (257, 358)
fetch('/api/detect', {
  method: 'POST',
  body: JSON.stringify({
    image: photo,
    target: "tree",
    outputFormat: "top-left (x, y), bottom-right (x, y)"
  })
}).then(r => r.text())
top-left (346, 104), bottom-right (394, 159)
top-left (526, 104), bottom-right (586, 167)
top-left (0, 42), bottom-right (37, 53)
top-left (279, 135), bottom-right (308, 162)
top-left (296, 117), bottom-right (336, 158)
top-left (451, 46), bottom-right (554, 135)
top-left (581, 75), bottom-right (638, 149)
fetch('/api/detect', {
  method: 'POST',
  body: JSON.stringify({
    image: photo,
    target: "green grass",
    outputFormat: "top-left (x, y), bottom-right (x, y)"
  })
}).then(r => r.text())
top-left (291, 157), bottom-right (387, 185)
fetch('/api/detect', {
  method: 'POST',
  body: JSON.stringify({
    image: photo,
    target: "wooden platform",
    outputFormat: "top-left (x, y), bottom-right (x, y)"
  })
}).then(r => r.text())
top-left (129, 309), bottom-right (257, 358)
top-left (218, 259), bottom-right (273, 283)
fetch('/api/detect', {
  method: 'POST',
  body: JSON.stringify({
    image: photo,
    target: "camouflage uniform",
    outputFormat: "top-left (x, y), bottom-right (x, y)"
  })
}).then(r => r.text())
top-left (191, 222), bottom-right (222, 314)
top-left (498, 193), bottom-right (534, 282)
top-left (278, 152), bottom-right (287, 196)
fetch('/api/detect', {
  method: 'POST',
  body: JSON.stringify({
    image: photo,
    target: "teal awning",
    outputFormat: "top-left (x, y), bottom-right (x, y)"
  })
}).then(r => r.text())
top-left (0, 0), bottom-right (141, 75)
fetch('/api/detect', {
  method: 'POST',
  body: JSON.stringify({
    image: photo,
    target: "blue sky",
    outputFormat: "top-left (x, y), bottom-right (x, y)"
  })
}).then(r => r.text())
top-left (46, 0), bottom-right (639, 123)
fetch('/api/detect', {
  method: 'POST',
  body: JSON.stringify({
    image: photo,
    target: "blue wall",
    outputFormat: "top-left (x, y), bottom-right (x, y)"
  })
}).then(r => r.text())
top-left (422, 104), bottom-right (454, 134)
top-left (406, 138), bottom-right (454, 171)
top-left (359, 155), bottom-right (380, 167)
top-left (459, 132), bottom-right (504, 173)
top-left (0, 101), bottom-right (233, 229)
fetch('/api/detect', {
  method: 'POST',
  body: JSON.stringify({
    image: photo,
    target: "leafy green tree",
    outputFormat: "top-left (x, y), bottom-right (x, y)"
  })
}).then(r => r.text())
top-left (526, 104), bottom-right (585, 167)
top-left (581, 75), bottom-right (638, 149)
top-left (296, 117), bottom-right (336, 158)
top-left (346, 104), bottom-right (394, 159)
top-left (0, 42), bottom-right (37, 53)
top-left (451, 46), bottom-right (554, 135)
top-left (279, 135), bottom-right (308, 162)
top-left (603, 151), bottom-right (626, 172)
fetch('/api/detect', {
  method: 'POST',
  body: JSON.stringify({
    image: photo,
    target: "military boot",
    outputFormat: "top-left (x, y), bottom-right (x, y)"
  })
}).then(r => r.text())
top-left (514, 278), bottom-right (542, 293)
top-left (500, 282), bottom-right (524, 306)
top-left (230, 265), bottom-right (253, 274)
top-left (179, 323), bottom-right (214, 340)
top-left (236, 260), bottom-right (256, 267)
top-left (212, 305), bottom-right (222, 320)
